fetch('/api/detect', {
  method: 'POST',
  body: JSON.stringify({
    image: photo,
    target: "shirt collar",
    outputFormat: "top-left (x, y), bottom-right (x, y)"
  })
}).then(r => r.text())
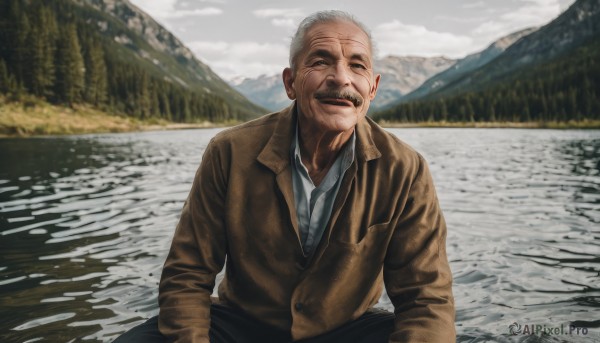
top-left (291, 120), bottom-right (356, 173)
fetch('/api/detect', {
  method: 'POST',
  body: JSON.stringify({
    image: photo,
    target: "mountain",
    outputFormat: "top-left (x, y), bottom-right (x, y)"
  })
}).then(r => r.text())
top-left (75, 0), bottom-right (239, 97)
top-left (408, 0), bottom-right (600, 101)
top-left (231, 56), bottom-right (455, 113)
top-left (0, 0), bottom-right (265, 123)
top-left (230, 74), bottom-right (291, 112)
top-left (400, 27), bottom-right (537, 103)
top-left (374, 0), bottom-right (600, 123)
top-left (371, 55), bottom-right (455, 111)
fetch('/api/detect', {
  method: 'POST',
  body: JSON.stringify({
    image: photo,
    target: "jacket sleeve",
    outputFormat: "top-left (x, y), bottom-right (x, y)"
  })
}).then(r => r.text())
top-left (384, 155), bottom-right (456, 343)
top-left (158, 139), bottom-right (228, 342)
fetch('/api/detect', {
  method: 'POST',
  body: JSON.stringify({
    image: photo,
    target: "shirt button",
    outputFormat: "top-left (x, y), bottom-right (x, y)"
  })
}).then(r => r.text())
top-left (295, 302), bottom-right (303, 311)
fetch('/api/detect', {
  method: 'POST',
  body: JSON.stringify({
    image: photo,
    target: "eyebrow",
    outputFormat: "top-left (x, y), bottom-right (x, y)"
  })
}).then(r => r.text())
top-left (350, 53), bottom-right (370, 64)
top-left (307, 49), bottom-right (334, 60)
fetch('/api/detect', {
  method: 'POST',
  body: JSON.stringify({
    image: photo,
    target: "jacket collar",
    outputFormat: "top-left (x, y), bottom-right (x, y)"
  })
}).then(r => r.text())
top-left (356, 115), bottom-right (383, 163)
top-left (257, 102), bottom-right (381, 173)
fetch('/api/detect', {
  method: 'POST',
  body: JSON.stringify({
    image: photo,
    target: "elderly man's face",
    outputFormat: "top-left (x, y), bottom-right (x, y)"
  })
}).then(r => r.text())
top-left (283, 20), bottom-right (380, 133)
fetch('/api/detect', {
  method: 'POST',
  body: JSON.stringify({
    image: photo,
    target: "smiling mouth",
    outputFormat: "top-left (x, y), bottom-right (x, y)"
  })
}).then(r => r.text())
top-left (319, 98), bottom-right (354, 107)
top-left (314, 90), bottom-right (363, 107)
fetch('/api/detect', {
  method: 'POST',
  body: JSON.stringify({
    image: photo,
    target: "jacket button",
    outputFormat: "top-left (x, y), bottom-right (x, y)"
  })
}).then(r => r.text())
top-left (294, 302), bottom-right (303, 311)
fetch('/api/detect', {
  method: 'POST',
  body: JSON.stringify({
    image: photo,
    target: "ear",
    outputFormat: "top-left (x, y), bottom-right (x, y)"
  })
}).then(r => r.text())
top-left (282, 68), bottom-right (296, 100)
top-left (369, 74), bottom-right (381, 101)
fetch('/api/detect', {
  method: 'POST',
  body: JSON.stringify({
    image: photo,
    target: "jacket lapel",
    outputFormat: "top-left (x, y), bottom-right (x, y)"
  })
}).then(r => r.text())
top-left (256, 105), bottom-right (302, 247)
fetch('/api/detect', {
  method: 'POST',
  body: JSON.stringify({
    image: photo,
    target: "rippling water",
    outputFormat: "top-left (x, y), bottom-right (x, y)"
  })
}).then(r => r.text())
top-left (1, 128), bottom-right (599, 342)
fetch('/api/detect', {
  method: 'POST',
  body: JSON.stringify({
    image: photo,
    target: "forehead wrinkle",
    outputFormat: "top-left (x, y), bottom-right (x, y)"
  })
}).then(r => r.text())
top-left (308, 37), bottom-right (371, 56)
top-left (309, 34), bottom-right (370, 48)
top-left (305, 22), bottom-right (372, 49)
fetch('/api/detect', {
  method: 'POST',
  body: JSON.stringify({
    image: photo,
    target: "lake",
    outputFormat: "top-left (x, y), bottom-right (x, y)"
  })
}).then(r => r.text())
top-left (1, 128), bottom-right (599, 342)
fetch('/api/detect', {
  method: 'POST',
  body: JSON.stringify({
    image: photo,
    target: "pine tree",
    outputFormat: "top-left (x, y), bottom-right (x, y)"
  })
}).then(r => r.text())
top-left (157, 84), bottom-right (171, 120)
top-left (24, 4), bottom-right (58, 98)
top-left (149, 80), bottom-right (160, 117)
top-left (0, 58), bottom-right (9, 93)
top-left (55, 23), bottom-right (84, 105)
top-left (9, 10), bottom-right (29, 86)
top-left (465, 97), bottom-right (475, 122)
top-left (138, 71), bottom-right (150, 118)
top-left (440, 99), bottom-right (448, 122)
top-left (83, 38), bottom-right (107, 106)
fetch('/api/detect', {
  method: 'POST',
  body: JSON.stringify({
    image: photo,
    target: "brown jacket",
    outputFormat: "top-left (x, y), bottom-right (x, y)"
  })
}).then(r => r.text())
top-left (158, 105), bottom-right (455, 342)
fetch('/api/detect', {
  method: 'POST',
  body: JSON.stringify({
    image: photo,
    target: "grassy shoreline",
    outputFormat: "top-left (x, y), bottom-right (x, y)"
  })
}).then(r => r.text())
top-left (0, 101), bottom-right (237, 138)
top-left (2, 101), bottom-right (599, 138)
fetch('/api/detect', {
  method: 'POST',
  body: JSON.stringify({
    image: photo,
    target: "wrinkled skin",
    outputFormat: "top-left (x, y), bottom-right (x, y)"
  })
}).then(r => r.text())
top-left (282, 20), bottom-right (381, 183)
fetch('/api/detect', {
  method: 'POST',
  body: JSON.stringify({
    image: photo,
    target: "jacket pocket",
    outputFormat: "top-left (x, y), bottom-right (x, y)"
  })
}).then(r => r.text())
top-left (331, 222), bottom-right (391, 249)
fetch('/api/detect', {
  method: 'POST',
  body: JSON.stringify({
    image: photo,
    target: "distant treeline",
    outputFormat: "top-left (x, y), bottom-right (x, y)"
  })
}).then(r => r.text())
top-left (374, 38), bottom-right (600, 123)
top-left (0, 0), bottom-right (236, 122)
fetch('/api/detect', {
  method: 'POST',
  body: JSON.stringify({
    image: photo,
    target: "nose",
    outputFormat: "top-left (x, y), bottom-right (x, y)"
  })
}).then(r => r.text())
top-left (326, 62), bottom-right (351, 87)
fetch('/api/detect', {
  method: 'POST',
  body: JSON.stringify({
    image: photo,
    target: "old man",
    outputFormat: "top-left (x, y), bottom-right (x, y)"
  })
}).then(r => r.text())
top-left (115, 9), bottom-right (455, 343)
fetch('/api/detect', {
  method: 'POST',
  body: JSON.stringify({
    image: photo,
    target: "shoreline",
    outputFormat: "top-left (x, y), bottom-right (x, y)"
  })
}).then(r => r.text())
top-left (2, 102), bottom-right (599, 138)
top-left (0, 121), bottom-right (233, 139)
top-left (0, 101), bottom-right (239, 139)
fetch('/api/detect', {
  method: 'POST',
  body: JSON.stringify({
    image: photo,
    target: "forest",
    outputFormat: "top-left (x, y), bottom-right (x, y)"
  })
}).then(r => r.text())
top-left (0, 0), bottom-right (245, 123)
top-left (373, 38), bottom-right (600, 123)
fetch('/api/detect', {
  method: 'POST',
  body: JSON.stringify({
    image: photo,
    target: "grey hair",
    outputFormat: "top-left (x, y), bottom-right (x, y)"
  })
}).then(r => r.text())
top-left (289, 10), bottom-right (374, 71)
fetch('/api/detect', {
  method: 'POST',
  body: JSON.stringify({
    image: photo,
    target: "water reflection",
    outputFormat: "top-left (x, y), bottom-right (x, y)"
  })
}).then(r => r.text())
top-left (0, 129), bottom-right (599, 342)
top-left (0, 130), bottom-right (217, 342)
top-left (422, 129), bottom-right (600, 343)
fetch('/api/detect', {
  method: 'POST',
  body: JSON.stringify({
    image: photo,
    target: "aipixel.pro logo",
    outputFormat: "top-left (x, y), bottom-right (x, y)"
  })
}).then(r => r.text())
top-left (508, 322), bottom-right (590, 336)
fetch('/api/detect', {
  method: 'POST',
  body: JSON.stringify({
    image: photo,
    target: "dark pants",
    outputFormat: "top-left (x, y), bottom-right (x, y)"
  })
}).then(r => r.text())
top-left (113, 304), bottom-right (394, 343)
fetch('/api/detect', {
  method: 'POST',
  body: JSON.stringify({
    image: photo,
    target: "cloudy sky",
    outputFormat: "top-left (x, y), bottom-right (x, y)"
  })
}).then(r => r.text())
top-left (128, 0), bottom-right (576, 81)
